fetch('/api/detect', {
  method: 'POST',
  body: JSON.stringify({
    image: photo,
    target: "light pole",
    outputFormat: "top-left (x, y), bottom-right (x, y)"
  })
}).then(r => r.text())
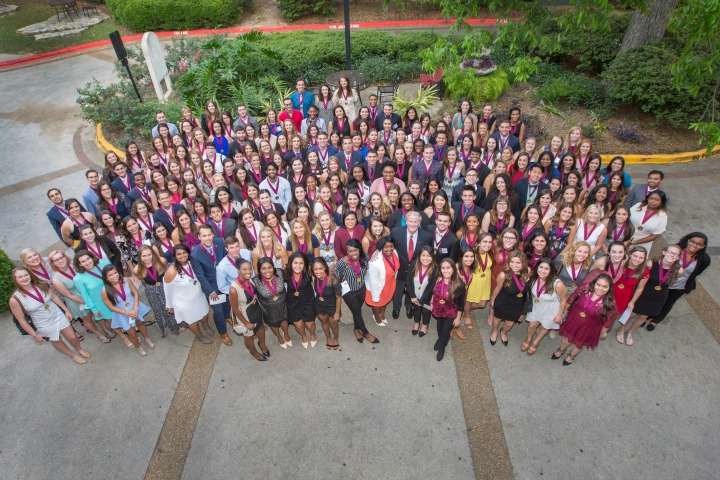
top-left (343, 0), bottom-right (352, 69)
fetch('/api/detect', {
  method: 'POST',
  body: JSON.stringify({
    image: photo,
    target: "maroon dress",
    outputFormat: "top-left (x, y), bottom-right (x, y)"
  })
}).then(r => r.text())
top-left (559, 289), bottom-right (617, 350)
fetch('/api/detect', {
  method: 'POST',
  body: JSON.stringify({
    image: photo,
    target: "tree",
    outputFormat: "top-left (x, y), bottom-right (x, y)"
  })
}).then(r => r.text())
top-left (619, 0), bottom-right (679, 54)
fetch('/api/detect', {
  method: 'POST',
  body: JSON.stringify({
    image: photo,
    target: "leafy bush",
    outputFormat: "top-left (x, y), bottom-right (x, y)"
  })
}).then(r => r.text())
top-left (444, 68), bottom-right (510, 104)
top-left (277, 0), bottom-right (335, 21)
top-left (0, 249), bottom-right (15, 313)
top-left (355, 54), bottom-right (422, 82)
top-left (602, 44), bottom-right (710, 127)
top-left (393, 85), bottom-right (441, 114)
top-left (566, 13), bottom-right (630, 73)
top-left (611, 124), bottom-right (650, 144)
top-left (106, 0), bottom-right (243, 31)
top-left (536, 73), bottom-right (606, 111)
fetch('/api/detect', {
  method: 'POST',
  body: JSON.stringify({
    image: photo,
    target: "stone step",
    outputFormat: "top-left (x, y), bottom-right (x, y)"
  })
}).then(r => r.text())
top-left (0, 4), bottom-right (18, 16)
top-left (17, 12), bottom-right (108, 36)
top-left (34, 27), bottom-right (88, 40)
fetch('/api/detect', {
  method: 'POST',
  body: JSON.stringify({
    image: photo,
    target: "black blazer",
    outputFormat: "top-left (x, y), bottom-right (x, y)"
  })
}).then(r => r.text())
top-left (47, 206), bottom-right (75, 246)
top-left (515, 178), bottom-right (549, 208)
top-left (490, 133), bottom-right (521, 152)
top-left (427, 225), bottom-right (461, 262)
top-left (111, 175), bottom-right (136, 196)
top-left (337, 151), bottom-right (364, 172)
top-left (386, 209), bottom-right (432, 230)
top-left (406, 263), bottom-right (439, 306)
top-left (451, 202), bottom-right (485, 231)
top-left (390, 226), bottom-right (433, 277)
top-left (75, 235), bottom-right (123, 271)
top-left (451, 183), bottom-right (487, 207)
top-left (209, 218), bottom-right (237, 240)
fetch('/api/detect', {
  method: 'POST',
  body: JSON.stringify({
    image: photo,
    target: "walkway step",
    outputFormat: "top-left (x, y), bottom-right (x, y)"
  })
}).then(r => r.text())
top-left (17, 12), bottom-right (108, 36)
top-left (0, 4), bottom-right (18, 16)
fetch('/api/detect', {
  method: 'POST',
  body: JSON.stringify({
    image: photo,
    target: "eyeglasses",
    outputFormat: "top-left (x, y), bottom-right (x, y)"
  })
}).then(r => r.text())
top-left (688, 239), bottom-right (705, 247)
top-left (665, 251), bottom-right (680, 257)
top-left (502, 236), bottom-right (516, 241)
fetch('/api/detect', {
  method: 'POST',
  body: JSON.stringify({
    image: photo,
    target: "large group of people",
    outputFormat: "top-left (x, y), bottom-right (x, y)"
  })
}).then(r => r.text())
top-left (11, 76), bottom-right (710, 365)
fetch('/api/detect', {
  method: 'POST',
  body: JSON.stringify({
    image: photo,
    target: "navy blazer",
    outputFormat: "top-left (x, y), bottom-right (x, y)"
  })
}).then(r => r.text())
top-left (47, 206), bottom-right (70, 245)
top-left (111, 176), bottom-right (136, 196)
top-left (190, 238), bottom-right (227, 296)
top-left (428, 225), bottom-right (461, 262)
top-left (515, 179), bottom-right (549, 208)
top-left (152, 204), bottom-right (186, 233)
top-left (490, 133), bottom-right (521, 153)
top-left (451, 202), bottom-right (485, 231)
top-left (308, 145), bottom-right (339, 165)
top-left (127, 186), bottom-right (152, 205)
top-left (451, 183), bottom-right (487, 208)
top-left (390, 226), bottom-right (433, 277)
top-left (337, 151), bottom-right (365, 172)
top-left (209, 218), bottom-right (237, 239)
top-left (411, 160), bottom-right (444, 188)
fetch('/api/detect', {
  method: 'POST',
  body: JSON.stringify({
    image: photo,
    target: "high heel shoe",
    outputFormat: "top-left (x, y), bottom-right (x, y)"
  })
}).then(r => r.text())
top-left (418, 328), bottom-right (427, 337)
top-left (354, 329), bottom-right (364, 343)
top-left (489, 332), bottom-right (497, 346)
top-left (364, 333), bottom-right (379, 344)
top-left (501, 335), bottom-right (508, 347)
top-left (302, 341), bottom-right (309, 349)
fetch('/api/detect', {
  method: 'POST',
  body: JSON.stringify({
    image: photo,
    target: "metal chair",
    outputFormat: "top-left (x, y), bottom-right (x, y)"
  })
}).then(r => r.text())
top-left (377, 75), bottom-right (401, 104)
top-left (81, 0), bottom-right (99, 17)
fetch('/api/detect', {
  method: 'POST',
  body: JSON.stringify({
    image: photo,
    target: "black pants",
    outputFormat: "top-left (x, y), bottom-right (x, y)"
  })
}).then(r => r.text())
top-left (343, 286), bottom-right (369, 335)
top-left (435, 316), bottom-right (455, 351)
top-left (414, 305), bottom-right (432, 326)
top-left (392, 279), bottom-right (412, 313)
top-left (651, 289), bottom-right (685, 324)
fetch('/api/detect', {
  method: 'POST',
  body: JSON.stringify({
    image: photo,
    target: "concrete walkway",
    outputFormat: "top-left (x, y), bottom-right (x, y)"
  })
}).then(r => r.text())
top-left (0, 46), bottom-right (718, 480)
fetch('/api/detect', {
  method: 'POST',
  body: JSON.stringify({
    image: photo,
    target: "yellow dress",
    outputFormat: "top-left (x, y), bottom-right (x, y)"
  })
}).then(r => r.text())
top-left (467, 252), bottom-right (493, 303)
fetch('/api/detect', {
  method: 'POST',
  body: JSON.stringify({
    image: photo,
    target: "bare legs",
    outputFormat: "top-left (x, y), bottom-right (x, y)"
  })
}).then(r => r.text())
top-left (51, 325), bottom-right (90, 364)
top-left (318, 313), bottom-right (339, 349)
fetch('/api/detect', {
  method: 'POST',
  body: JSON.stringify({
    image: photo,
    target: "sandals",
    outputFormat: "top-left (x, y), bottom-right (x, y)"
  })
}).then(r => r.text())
top-left (521, 340), bottom-right (531, 352)
top-left (551, 348), bottom-right (567, 360)
top-left (465, 317), bottom-right (474, 329)
top-left (454, 327), bottom-right (467, 340)
top-left (527, 343), bottom-right (538, 355)
top-left (562, 354), bottom-right (575, 366)
top-left (625, 333), bottom-right (634, 346)
top-left (97, 334), bottom-right (110, 344)
top-left (616, 330), bottom-right (625, 344)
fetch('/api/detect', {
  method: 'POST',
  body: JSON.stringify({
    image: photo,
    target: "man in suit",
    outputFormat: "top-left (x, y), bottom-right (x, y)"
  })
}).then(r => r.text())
top-left (463, 147), bottom-right (492, 186)
top-left (432, 131), bottom-right (450, 162)
top-left (232, 104), bottom-right (260, 133)
top-left (110, 162), bottom-right (135, 196)
top-left (451, 167), bottom-right (487, 207)
top-left (309, 132), bottom-right (338, 169)
top-left (152, 190), bottom-right (185, 233)
top-left (191, 225), bottom-right (233, 346)
top-left (337, 136), bottom-right (364, 173)
top-left (452, 185), bottom-right (485, 231)
top-left (82, 169), bottom-right (101, 217)
top-left (515, 163), bottom-right (549, 208)
top-left (375, 102), bottom-right (402, 131)
top-left (624, 170), bottom-right (668, 207)
top-left (490, 120), bottom-right (521, 153)
top-left (127, 171), bottom-right (158, 210)
top-left (46, 188), bottom-right (72, 246)
top-left (208, 204), bottom-right (238, 239)
top-left (390, 211), bottom-right (432, 319)
top-left (227, 126), bottom-right (248, 159)
top-left (364, 149), bottom-right (382, 183)
top-left (429, 212), bottom-right (461, 263)
top-left (412, 143), bottom-right (444, 188)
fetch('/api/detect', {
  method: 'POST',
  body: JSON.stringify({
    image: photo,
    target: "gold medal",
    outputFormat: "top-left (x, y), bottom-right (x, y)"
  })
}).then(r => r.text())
top-left (516, 293), bottom-right (523, 298)
top-left (637, 226), bottom-right (644, 231)
top-left (294, 292), bottom-right (299, 297)
top-left (357, 278), bottom-right (361, 283)
top-left (534, 299), bottom-right (540, 304)
top-left (275, 195), bottom-right (280, 201)
top-left (480, 274), bottom-right (485, 278)
top-left (44, 304), bottom-right (50, 310)
top-left (570, 283), bottom-right (576, 289)
top-left (579, 311), bottom-right (586, 317)
top-left (125, 302), bottom-right (130, 307)
top-left (273, 295), bottom-right (279, 301)
top-left (319, 297), bottom-right (324, 302)
top-left (655, 285), bottom-right (661, 291)
top-left (193, 280), bottom-right (197, 285)
top-left (439, 299), bottom-right (445, 304)
top-left (553, 241), bottom-right (559, 248)
top-left (617, 284), bottom-right (625, 289)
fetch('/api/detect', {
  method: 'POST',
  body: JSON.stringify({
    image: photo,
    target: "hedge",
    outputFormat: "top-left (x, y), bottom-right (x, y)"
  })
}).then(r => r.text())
top-left (106, 0), bottom-right (244, 32)
top-left (0, 249), bottom-right (15, 313)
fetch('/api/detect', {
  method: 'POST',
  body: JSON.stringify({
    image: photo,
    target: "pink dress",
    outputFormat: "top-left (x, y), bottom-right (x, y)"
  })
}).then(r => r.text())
top-left (559, 289), bottom-right (617, 350)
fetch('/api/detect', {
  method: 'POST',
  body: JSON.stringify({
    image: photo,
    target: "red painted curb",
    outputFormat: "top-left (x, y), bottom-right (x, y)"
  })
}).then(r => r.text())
top-left (0, 17), bottom-right (501, 70)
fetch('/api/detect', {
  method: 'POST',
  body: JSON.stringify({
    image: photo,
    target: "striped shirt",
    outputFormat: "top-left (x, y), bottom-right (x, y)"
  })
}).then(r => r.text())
top-left (333, 258), bottom-right (368, 292)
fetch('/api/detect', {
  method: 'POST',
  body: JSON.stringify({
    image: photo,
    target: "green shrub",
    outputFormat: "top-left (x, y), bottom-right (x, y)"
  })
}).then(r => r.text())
top-left (277, 0), bottom-right (335, 21)
top-left (444, 68), bottom-right (510, 104)
top-left (537, 73), bottom-right (606, 111)
top-left (567, 13), bottom-right (630, 73)
top-left (355, 54), bottom-right (423, 82)
top-left (0, 249), bottom-right (15, 313)
top-left (602, 44), bottom-right (710, 127)
top-left (106, 0), bottom-right (243, 31)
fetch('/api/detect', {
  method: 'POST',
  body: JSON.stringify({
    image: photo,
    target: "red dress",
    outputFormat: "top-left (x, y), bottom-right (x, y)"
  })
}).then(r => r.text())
top-left (559, 289), bottom-right (617, 350)
top-left (490, 247), bottom-right (512, 292)
top-left (582, 267), bottom-right (650, 312)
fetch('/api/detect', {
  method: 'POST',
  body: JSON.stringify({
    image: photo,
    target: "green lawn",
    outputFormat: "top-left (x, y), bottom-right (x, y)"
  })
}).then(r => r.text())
top-left (0, 1), bottom-right (132, 55)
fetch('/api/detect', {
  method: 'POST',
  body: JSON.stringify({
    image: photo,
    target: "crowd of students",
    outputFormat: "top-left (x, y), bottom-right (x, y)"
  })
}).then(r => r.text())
top-left (10, 77), bottom-right (710, 365)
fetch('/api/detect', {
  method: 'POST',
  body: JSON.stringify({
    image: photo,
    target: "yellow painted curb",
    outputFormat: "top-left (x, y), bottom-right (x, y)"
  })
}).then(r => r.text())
top-left (95, 123), bottom-right (125, 160)
top-left (606, 145), bottom-right (720, 164)
top-left (96, 122), bottom-right (717, 165)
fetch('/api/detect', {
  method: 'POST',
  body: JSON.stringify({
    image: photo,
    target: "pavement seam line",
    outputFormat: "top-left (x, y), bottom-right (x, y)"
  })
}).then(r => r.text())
top-left (452, 323), bottom-right (515, 480)
top-left (0, 163), bottom-right (85, 198)
top-left (144, 337), bottom-right (221, 480)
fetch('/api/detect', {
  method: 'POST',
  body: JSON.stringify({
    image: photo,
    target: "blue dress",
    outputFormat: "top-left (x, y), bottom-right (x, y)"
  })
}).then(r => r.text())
top-left (108, 280), bottom-right (151, 331)
top-left (73, 259), bottom-right (113, 320)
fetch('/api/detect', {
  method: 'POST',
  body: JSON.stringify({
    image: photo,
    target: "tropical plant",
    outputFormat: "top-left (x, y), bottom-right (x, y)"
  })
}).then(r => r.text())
top-left (392, 85), bottom-right (441, 114)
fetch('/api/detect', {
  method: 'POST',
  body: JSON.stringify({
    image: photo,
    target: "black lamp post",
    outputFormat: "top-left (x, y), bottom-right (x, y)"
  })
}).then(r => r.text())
top-left (343, 0), bottom-right (352, 69)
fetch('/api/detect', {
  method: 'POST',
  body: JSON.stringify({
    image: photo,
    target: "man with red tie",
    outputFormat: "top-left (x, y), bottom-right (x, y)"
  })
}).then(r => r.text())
top-left (390, 211), bottom-right (432, 319)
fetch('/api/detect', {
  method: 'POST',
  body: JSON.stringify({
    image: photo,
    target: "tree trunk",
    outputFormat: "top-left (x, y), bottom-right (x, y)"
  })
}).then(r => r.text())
top-left (618, 0), bottom-right (679, 55)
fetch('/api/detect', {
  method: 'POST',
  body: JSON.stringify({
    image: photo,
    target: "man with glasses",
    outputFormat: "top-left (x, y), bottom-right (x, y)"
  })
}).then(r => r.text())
top-left (82, 169), bottom-right (101, 217)
top-left (278, 97), bottom-right (303, 132)
top-left (451, 167), bottom-right (487, 206)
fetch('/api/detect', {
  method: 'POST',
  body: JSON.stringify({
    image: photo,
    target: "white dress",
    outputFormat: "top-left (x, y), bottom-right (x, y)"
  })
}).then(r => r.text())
top-left (332, 89), bottom-right (359, 123)
top-left (629, 203), bottom-right (668, 254)
top-left (163, 267), bottom-right (209, 324)
top-left (13, 289), bottom-right (70, 341)
top-left (525, 279), bottom-right (562, 330)
top-left (574, 219), bottom-right (606, 252)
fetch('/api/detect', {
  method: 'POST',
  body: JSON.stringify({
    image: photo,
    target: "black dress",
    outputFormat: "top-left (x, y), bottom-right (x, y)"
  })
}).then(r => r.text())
top-left (286, 275), bottom-right (316, 323)
top-left (633, 261), bottom-right (669, 317)
top-left (494, 277), bottom-right (528, 322)
top-left (314, 277), bottom-right (342, 316)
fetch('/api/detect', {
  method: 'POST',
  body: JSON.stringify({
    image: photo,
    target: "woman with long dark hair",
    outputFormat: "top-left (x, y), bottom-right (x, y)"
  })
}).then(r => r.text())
top-left (253, 256), bottom-right (292, 349)
top-left (285, 252), bottom-right (318, 349)
top-left (430, 258), bottom-right (467, 361)
top-left (229, 259), bottom-right (269, 361)
top-left (311, 258), bottom-right (343, 350)
top-left (522, 258), bottom-right (567, 355)
top-left (334, 238), bottom-right (378, 344)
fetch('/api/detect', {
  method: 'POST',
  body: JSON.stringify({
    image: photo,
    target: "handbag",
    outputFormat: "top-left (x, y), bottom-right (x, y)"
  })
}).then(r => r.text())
top-left (11, 293), bottom-right (37, 336)
top-left (521, 292), bottom-right (534, 314)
